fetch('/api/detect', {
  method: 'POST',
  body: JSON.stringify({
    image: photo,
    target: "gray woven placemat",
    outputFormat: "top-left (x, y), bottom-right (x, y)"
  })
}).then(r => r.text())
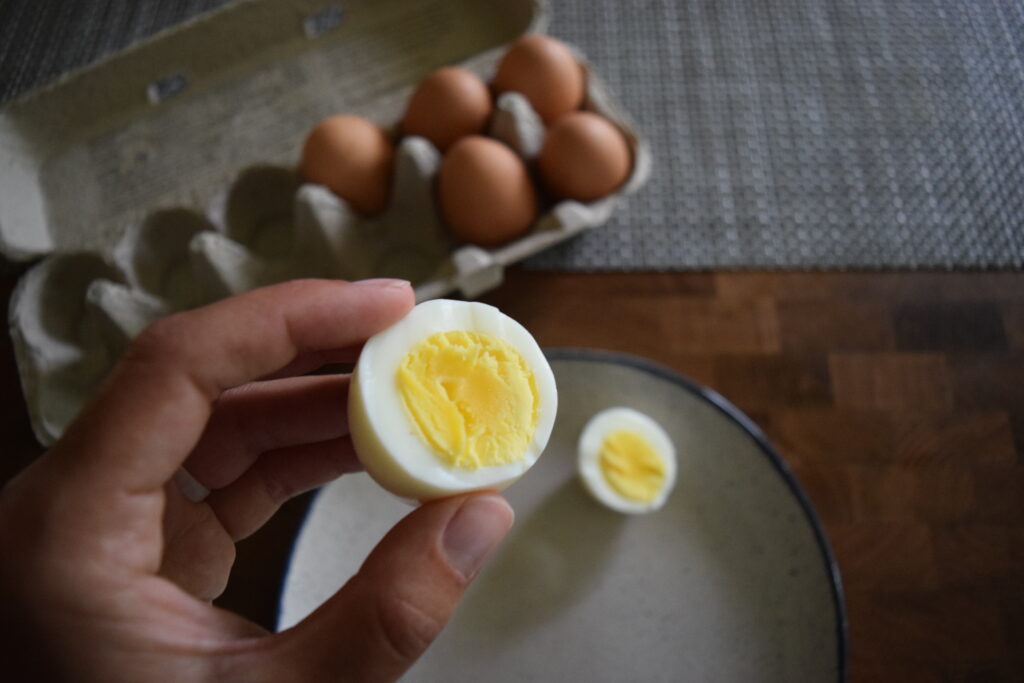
top-left (3, 0), bottom-right (1023, 269)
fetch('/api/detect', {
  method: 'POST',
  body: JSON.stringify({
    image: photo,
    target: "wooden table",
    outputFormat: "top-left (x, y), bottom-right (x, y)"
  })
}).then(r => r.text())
top-left (3, 267), bottom-right (1023, 681)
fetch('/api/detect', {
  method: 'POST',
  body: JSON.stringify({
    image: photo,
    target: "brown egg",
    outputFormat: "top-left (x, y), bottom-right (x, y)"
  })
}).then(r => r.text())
top-left (299, 115), bottom-right (394, 216)
top-left (439, 136), bottom-right (538, 247)
top-left (538, 111), bottom-right (632, 202)
top-left (402, 67), bottom-right (492, 152)
top-left (493, 34), bottom-right (585, 124)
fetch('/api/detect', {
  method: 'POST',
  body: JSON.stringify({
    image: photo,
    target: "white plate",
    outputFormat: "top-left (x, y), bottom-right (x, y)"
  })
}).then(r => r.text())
top-left (278, 349), bottom-right (847, 682)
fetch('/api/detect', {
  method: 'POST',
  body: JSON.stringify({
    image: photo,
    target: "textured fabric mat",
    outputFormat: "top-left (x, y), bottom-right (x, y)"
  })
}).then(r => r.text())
top-left (2, 0), bottom-right (1023, 269)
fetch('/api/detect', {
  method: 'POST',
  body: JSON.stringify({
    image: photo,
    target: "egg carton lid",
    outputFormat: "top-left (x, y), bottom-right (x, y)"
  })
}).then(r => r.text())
top-left (0, 0), bottom-right (548, 260)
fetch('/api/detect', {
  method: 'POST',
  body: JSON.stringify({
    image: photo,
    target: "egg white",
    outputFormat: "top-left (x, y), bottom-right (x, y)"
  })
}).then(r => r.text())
top-left (348, 299), bottom-right (557, 501)
top-left (577, 406), bottom-right (677, 514)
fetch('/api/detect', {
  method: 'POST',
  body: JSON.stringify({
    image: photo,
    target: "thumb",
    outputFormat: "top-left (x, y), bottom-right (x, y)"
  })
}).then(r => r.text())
top-left (266, 493), bottom-right (514, 682)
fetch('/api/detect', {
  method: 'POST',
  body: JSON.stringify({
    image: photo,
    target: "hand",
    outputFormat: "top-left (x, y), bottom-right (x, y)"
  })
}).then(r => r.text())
top-left (0, 279), bottom-right (514, 682)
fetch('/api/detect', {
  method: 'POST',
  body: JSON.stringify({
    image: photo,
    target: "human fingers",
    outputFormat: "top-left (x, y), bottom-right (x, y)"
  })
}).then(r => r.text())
top-left (160, 483), bottom-right (236, 600)
top-left (184, 374), bottom-right (351, 491)
top-left (263, 493), bottom-right (513, 682)
top-left (205, 437), bottom-right (361, 541)
top-left (258, 344), bottom-right (362, 380)
top-left (51, 278), bottom-right (413, 499)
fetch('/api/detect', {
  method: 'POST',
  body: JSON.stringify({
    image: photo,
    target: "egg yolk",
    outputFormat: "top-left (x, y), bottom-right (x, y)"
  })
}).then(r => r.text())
top-left (599, 429), bottom-right (667, 503)
top-left (396, 330), bottom-right (539, 470)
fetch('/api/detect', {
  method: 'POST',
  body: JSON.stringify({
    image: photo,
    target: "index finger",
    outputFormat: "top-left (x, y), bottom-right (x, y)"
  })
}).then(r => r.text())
top-left (53, 279), bottom-right (413, 496)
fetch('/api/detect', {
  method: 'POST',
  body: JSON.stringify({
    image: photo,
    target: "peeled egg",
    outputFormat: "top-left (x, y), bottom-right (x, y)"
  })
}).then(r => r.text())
top-left (349, 299), bottom-right (558, 501)
top-left (493, 34), bottom-right (585, 124)
top-left (438, 136), bottom-right (538, 246)
top-left (538, 111), bottom-right (632, 202)
top-left (402, 66), bottom-right (492, 152)
top-left (577, 407), bottom-right (677, 514)
top-left (299, 115), bottom-right (394, 216)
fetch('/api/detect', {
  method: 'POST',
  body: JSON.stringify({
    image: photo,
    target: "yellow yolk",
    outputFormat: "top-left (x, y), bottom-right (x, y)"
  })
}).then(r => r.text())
top-left (396, 330), bottom-right (539, 470)
top-left (598, 429), bottom-right (667, 503)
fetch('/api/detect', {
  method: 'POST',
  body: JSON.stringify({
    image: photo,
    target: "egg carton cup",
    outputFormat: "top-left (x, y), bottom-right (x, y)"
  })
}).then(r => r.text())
top-left (9, 53), bottom-right (650, 446)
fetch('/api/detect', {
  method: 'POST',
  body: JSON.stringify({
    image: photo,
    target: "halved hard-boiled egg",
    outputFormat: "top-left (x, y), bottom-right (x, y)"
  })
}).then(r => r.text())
top-left (577, 407), bottom-right (677, 514)
top-left (348, 299), bottom-right (557, 501)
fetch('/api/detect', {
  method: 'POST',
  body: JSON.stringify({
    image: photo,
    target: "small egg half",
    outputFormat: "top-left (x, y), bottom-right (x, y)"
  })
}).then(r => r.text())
top-left (578, 407), bottom-right (677, 514)
top-left (349, 299), bottom-right (558, 501)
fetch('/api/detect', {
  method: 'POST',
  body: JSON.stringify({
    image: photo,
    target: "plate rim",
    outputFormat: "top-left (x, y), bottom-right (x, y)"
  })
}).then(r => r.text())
top-left (276, 347), bottom-right (849, 682)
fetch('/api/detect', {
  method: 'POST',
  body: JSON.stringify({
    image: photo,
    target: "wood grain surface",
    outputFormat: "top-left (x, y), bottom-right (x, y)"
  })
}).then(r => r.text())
top-left (2, 267), bottom-right (1023, 682)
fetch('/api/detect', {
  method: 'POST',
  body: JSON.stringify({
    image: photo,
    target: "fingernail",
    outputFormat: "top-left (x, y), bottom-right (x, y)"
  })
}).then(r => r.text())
top-left (442, 495), bottom-right (514, 579)
top-left (354, 278), bottom-right (410, 289)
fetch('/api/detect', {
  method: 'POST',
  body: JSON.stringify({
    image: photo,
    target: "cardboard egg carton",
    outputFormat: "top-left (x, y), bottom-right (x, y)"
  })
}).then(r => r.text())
top-left (2, 0), bottom-right (650, 445)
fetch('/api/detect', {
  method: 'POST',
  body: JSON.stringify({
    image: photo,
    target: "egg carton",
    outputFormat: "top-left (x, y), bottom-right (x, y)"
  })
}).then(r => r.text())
top-left (3, 0), bottom-right (650, 446)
